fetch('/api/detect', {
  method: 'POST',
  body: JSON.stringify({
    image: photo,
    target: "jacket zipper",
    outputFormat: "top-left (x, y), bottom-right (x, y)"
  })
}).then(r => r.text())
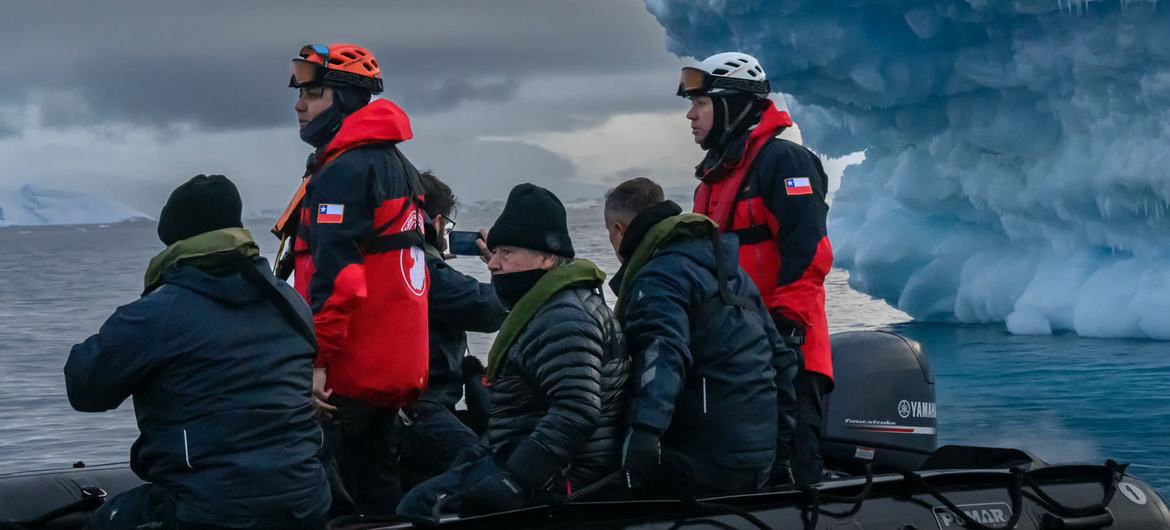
top-left (702, 377), bottom-right (708, 415)
top-left (182, 428), bottom-right (193, 469)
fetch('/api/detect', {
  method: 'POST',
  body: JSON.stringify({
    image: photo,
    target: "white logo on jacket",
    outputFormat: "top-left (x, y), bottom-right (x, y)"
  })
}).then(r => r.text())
top-left (401, 209), bottom-right (427, 296)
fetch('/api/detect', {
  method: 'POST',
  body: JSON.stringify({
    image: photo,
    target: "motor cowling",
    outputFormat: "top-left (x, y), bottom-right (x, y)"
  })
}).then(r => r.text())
top-left (822, 331), bottom-right (937, 474)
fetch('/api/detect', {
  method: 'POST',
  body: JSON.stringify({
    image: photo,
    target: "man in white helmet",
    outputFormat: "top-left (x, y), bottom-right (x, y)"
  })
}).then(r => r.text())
top-left (679, 52), bottom-right (835, 486)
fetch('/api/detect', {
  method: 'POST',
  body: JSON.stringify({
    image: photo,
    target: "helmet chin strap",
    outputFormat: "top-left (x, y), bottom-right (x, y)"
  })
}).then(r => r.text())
top-left (298, 86), bottom-right (372, 149)
top-left (724, 98), bottom-right (756, 137)
top-left (705, 95), bottom-right (762, 152)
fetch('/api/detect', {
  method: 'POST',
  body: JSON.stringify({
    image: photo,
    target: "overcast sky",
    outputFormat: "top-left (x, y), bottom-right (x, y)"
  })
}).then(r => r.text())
top-left (1, 1), bottom-right (850, 215)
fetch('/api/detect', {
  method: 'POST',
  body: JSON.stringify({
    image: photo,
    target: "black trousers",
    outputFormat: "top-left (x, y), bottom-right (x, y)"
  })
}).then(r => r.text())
top-left (399, 386), bottom-right (481, 491)
top-left (396, 445), bottom-right (500, 518)
top-left (84, 484), bottom-right (326, 530)
top-left (324, 395), bottom-right (404, 516)
top-left (691, 459), bottom-right (771, 496)
top-left (792, 367), bottom-right (831, 485)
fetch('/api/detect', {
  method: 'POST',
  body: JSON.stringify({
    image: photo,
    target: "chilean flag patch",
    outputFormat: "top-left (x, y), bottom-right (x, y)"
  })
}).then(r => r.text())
top-left (785, 178), bottom-right (813, 196)
top-left (317, 203), bottom-right (345, 224)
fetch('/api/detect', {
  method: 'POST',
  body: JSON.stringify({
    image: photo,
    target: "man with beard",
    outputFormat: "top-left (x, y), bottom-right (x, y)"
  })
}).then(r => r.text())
top-left (399, 171), bottom-right (507, 489)
top-left (679, 52), bottom-right (834, 485)
top-left (397, 184), bottom-right (629, 518)
top-left (275, 43), bottom-right (429, 513)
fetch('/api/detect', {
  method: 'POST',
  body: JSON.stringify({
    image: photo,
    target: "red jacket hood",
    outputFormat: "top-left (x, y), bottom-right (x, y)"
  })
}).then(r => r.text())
top-left (699, 101), bottom-right (794, 180)
top-left (754, 101), bottom-right (794, 143)
top-left (321, 99), bottom-right (414, 163)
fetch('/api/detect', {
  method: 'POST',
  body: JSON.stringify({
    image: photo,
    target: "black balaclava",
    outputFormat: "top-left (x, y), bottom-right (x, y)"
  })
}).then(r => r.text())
top-left (157, 174), bottom-right (244, 245)
top-left (491, 268), bottom-right (549, 309)
top-left (702, 93), bottom-right (766, 153)
top-left (299, 85), bottom-right (372, 148)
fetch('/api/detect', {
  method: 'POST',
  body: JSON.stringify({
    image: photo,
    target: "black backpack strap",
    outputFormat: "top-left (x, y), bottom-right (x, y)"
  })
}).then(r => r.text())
top-left (729, 224), bottom-right (772, 246)
top-left (369, 144), bottom-right (428, 244)
top-left (367, 230), bottom-right (425, 254)
top-left (689, 232), bottom-right (758, 331)
top-left (709, 231), bottom-right (758, 312)
top-left (228, 253), bottom-right (317, 351)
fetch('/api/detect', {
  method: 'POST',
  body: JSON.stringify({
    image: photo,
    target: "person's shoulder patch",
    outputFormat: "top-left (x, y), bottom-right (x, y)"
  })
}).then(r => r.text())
top-left (317, 203), bottom-right (345, 224)
top-left (784, 178), bottom-right (813, 196)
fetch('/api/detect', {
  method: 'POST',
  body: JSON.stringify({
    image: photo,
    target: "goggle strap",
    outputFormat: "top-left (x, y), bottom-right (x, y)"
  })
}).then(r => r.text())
top-left (322, 70), bottom-right (383, 93)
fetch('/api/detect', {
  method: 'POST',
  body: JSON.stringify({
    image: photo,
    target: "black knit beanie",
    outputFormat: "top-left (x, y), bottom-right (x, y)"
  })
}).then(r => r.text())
top-left (487, 183), bottom-right (574, 258)
top-left (157, 174), bottom-right (244, 246)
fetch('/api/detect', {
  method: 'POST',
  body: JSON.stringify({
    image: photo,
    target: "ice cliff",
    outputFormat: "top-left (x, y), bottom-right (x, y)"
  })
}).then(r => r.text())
top-left (647, 0), bottom-right (1170, 338)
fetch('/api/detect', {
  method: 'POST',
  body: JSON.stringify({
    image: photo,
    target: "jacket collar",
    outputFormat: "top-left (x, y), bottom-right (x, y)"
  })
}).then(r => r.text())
top-left (143, 227), bottom-right (260, 295)
top-left (617, 200), bottom-right (685, 262)
top-left (696, 102), bottom-right (794, 183)
top-left (318, 99), bottom-right (414, 166)
top-left (610, 211), bottom-right (719, 320)
top-left (486, 259), bottom-right (607, 381)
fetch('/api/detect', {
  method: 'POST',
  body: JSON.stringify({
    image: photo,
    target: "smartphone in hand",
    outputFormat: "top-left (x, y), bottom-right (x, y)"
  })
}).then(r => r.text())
top-left (448, 230), bottom-right (484, 256)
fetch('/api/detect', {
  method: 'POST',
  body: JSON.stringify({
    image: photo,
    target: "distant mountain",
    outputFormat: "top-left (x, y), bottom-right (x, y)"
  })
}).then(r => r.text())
top-left (246, 208), bottom-right (284, 220)
top-left (0, 185), bottom-right (151, 227)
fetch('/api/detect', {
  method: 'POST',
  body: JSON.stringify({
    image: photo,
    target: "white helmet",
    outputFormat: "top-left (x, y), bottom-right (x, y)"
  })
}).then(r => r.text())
top-left (678, 52), bottom-right (770, 98)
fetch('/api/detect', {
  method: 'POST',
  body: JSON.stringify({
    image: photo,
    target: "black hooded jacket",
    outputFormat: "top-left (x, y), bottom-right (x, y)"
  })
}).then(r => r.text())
top-left (65, 257), bottom-right (330, 527)
top-left (613, 203), bottom-right (799, 473)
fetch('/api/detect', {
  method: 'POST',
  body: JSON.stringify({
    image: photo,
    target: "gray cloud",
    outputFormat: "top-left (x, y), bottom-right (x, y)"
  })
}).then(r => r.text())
top-left (0, 1), bottom-right (703, 210)
top-left (603, 167), bottom-right (658, 184)
top-left (403, 137), bottom-right (585, 203)
top-left (2, 0), bottom-right (678, 132)
top-left (0, 116), bottom-right (19, 140)
top-left (395, 77), bottom-right (521, 114)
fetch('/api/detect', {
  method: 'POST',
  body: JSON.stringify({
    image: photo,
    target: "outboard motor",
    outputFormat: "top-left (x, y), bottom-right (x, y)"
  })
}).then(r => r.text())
top-left (822, 331), bottom-right (936, 474)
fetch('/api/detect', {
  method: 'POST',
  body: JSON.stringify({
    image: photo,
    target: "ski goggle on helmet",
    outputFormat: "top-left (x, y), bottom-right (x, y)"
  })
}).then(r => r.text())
top-left (677, 52), bottom-right (770, 98)
top-left (290, 43), bottom-right (384, 94)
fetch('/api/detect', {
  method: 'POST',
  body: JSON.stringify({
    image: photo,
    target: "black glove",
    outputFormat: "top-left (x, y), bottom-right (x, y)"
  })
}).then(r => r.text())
top-left (274, 248), bottom-right (296, 280)
top-left (461, 355), bottom-right (486, 381)
top-left (459, 471), bottom-right (527, 517)
top-left (461, 356), bottom-right (491, 434)
top-left (770, 460), bottom-right (795, 488)
top-left (621, 425), bottom-right (662, 489)
top-left (504, 440), bottom-right (564, 492)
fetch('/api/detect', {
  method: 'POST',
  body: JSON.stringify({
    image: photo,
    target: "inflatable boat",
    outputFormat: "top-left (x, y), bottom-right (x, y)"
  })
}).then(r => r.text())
top-left (3, 331), bottom-right (1168, 529)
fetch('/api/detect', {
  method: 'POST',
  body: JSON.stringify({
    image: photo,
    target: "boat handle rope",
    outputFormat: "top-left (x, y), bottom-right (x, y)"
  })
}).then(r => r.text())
top-left (1020, 459), bottom-right (1125, 519)
top-left (547, 466), bottom-right (774, 530)
top-left (551, 471), bottom-right (774, 530)
top-left (670, 500), bottom-right (773, 530)
top-left (11, 485), bottom-right (106, 529)
top-left (797, 463), bottom-right (875, 529)
top-left (898, 467), bottom-right (1025, 530)
top-left (565, 471), bottom-right (622, 502)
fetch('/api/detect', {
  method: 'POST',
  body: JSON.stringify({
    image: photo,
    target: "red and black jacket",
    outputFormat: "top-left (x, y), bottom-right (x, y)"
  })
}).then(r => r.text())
top-left (694, 102), bottom-right (835, 382)
top-left (290, 99), bottom-right (429, 408)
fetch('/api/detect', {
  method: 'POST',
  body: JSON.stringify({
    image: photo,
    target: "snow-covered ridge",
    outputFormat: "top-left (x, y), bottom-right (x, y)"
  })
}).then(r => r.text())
top-left (0, 185), bottom-right (151, 227)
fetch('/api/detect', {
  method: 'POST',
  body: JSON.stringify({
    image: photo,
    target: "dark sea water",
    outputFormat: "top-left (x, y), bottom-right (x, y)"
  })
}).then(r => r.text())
top-left (0, 209), bottom-right (1167, 496)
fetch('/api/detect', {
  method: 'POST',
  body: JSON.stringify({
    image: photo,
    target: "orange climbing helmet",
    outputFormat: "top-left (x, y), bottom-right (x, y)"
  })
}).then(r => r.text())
top-left (290, 43), bottom-right (383, 94)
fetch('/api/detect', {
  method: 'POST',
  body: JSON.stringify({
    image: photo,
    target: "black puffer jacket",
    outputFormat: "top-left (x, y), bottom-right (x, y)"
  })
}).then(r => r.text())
top-left (614, 206), bottom-right (798, 474)
top-left (484, 283), bottom-right (629, 490)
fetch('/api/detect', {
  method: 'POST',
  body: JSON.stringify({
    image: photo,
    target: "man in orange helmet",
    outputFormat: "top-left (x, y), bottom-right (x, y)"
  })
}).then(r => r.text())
top-left (276, 43), bottom-right (429, 514)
